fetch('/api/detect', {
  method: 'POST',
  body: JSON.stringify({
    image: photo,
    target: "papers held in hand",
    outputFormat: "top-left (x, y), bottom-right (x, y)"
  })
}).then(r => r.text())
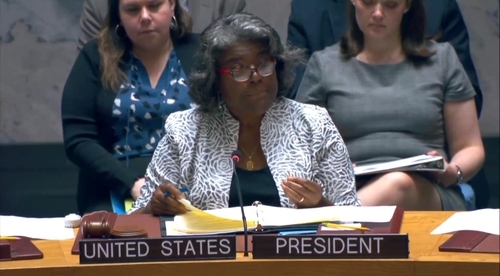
top-left (353, 154), bottom-right (445, 176)
top-left (171, 200), bottom-right (396, 235)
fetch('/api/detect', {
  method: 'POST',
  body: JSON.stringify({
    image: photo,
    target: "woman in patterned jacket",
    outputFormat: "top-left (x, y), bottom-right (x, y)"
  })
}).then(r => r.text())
top-left (62, 0), bottom-right (198, 214)
top-left (129, 13), bottom-right (360, 215)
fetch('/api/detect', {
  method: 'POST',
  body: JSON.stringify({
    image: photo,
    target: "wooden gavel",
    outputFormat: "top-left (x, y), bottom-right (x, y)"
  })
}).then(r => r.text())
top-left (81, 215), bottom-right (111, 239)
top-left (82, 214), bottom-right (148, 239)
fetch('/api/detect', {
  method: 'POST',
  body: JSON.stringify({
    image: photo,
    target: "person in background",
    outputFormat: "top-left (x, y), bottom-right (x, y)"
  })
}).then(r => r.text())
top-left (77, 0), bottom-right (246, 51)
top-left (129, 13), bottom-right (360, 215)
top-left (287, 0), bottom-right (483, 118)
top-left (62, 0), bottom-right (199, 214)
top-left (296, 0), bottom-right (484, 211)
top-left (288, 0), bottom-right (490, 210)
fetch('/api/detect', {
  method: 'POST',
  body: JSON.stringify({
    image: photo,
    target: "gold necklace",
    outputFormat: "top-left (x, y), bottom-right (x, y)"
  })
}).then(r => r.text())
top-left (239, 144), bottom-right (258, 171)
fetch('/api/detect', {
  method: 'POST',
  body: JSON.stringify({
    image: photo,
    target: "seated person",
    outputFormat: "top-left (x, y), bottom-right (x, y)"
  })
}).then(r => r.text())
top-left (62, 0), bottom-right (199, 214)
top-left (296, 0), bottom-right (484, 211)
top-left (77, 0), bottom-right (247, 51)
top-left (129, 13), bottom-right (360, 215)
top-left (287, 0), bottom-right (483, 118)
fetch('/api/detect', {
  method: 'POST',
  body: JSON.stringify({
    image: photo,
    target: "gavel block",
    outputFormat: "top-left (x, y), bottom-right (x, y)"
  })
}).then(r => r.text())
top-left (111, 225), bottom-right (148, 238)
top-left (81, 212), bottom-right (148, 239)
top-left (72, 212), bottom-right (158, 255)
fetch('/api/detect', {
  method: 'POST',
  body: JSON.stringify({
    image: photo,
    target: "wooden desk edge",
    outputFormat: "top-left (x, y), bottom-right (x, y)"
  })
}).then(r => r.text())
top-left (0, 211), bottom-right (498, 273)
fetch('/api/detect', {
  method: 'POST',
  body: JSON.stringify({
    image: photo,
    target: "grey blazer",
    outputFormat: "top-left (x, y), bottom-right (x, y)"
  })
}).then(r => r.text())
top-left (77, 0), bottom-right (246, 50)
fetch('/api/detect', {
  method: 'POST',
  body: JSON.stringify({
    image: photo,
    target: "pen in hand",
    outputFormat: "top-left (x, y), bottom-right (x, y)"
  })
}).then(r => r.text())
top-left (164, 187), bottom-right (189, 198)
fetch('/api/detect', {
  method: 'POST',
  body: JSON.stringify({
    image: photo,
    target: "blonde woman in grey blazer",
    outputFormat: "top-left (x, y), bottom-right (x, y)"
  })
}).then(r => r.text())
top-left (77, 0), bottom-right (246, 50)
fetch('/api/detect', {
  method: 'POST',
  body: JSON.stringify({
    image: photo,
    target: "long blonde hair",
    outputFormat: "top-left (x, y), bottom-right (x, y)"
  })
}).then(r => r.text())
top-left (98, 0), bottom-right (193, 92)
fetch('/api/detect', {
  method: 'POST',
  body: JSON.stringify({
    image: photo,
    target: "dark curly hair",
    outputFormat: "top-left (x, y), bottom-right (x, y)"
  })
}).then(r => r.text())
top-left (188, 12), bottom-right (304, 113)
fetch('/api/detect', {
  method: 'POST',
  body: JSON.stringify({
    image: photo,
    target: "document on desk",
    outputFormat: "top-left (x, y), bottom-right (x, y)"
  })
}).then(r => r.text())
top-left (431, 209), bottom-right (500, 235)
top-left (354, 155), bottom-right (445, 175)
top-left (169, 204), bottom-right (396, 235)
top-left (0, 216), bottom-right (75, 240)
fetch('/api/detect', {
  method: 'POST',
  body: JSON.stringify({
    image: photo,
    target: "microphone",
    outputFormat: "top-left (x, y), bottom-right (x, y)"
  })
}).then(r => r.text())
top-left (231, 150), bottom-right (249, 257)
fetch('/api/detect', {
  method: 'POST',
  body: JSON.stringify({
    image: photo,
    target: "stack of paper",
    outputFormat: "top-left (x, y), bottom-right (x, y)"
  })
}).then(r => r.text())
top-left (0, 216), bottom-right (75, 240)
top-left (174, 199), bottom-right (259, 233)
top-left (170, 204), bottom-right (397, 235)
top-left (431, 209), bottom-right (499, 235)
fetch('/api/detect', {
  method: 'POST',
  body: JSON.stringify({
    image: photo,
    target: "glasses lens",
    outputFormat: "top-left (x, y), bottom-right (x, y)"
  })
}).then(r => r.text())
top-left (257, 62), bottom-right (275, 77)
top-left (231, 61), bottom-right (276, 82)
top-left (232, 69), bottom-right (251, 82)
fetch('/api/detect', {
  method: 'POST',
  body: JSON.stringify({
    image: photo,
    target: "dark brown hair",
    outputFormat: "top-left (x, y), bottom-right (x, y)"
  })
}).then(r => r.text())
top-left (98, 0), bottom-right (193, 92)
top-left (340, 0), bottom-right (435, 62)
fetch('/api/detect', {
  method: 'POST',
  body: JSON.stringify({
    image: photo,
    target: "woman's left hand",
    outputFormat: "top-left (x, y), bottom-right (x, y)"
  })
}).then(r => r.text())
top-left (427, 151), bottom-right (459, 187)
top-left (281, 177), bottom-right (324, 207)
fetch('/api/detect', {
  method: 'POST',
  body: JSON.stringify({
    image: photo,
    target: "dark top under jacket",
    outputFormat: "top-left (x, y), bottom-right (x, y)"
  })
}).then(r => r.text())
top-left (228, 167), bottom-right (281, 208)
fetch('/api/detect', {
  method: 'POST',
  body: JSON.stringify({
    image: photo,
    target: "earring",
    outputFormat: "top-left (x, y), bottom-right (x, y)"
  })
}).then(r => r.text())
top-left (352, 1), bottom-right (355, 5)
top-left (217, 92), bottom-right (224, 110)
top-left (170, 15), bottom-right (178, 30)
top-left (115, 24), bottom-right (126, 39)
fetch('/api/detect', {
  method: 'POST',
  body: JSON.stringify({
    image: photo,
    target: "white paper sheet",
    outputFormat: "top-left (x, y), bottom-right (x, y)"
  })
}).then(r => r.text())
top-left (431, 209), bottom-right (500, 235)
top-left (165, 222), bottom-right (366, 236)
top-left (354, 155), bottom-right (444, 175)
top-left (201, 205), bottom-right (396, 226)
top-left (0, 216), bottom-right (75, 240)
top-left (169, 205), bottom-right (397, 235)
top-left (166, 221), bottom-right (226, 236)
top-left (260, 205), bottom-right (396, 226)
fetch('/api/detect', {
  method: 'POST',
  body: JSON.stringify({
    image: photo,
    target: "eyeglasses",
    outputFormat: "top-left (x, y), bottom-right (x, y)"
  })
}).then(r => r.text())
top-left (218, 57), bottom-right (277, 82)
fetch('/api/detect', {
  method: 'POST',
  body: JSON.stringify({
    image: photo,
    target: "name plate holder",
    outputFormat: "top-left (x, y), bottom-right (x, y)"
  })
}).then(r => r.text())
top-left (252, 233), bottom-right (409, 259)
top-left (252, 207), bottom-right (409, 259)
top-left (73, 211), bottom-right (237, 264)
top-left (79, 235), bottom-right (237, 264)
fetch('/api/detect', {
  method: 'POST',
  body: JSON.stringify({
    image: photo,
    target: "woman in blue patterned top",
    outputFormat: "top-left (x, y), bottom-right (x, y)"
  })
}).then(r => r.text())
top-left (61, 0), bottom-right (199, 214)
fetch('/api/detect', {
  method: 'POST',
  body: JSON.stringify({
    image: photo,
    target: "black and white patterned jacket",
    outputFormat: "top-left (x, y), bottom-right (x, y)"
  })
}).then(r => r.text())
top-left (129, 98), bottom-right (360, 213)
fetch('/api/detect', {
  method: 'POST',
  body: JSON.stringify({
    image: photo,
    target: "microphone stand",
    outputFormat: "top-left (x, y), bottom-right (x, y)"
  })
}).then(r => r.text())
top-left (231, 151), bottom-right (249, 257)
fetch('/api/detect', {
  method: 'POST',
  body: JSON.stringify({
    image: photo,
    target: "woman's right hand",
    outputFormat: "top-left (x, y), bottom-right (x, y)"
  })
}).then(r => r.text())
top-left (147, 183), bottom-right (188, 216)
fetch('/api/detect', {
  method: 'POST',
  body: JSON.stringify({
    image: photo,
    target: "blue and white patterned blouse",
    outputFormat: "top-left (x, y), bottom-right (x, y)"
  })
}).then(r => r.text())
top-left (111, 50), bottom-right (192, 161)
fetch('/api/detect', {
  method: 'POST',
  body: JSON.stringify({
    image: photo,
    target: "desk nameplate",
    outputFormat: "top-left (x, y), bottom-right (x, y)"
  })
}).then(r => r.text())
top-left (79, 235), bottom-right (236, 264)
top-left (252, 234), bottom-right (409, 259)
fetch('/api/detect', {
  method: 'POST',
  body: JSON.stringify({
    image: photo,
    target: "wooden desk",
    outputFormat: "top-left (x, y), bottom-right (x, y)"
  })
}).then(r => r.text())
top-left (0, 212), bottom-right (498, 276)
top-left (404, 212), bottom-right (500, 276)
